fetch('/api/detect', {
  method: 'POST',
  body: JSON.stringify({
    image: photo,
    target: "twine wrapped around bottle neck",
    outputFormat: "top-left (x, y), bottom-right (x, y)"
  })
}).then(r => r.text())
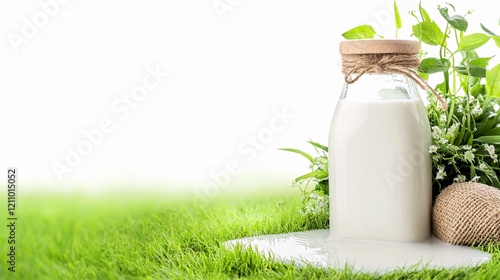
top-left (342, 53), bottom-right (448, 110)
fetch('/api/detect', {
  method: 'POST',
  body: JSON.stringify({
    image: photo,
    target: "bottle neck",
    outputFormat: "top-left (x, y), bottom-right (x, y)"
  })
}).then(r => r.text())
top-left (341, 73), bottom-right (421, 101)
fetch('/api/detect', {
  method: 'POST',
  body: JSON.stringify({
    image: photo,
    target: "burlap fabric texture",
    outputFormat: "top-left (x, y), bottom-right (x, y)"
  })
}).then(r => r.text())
top-left (433, 182), bottom-right (500, 245)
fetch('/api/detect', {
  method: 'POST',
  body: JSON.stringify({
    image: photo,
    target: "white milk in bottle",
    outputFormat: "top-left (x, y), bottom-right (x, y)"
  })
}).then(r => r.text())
top-left (329, 40), bottom-right (432, 242)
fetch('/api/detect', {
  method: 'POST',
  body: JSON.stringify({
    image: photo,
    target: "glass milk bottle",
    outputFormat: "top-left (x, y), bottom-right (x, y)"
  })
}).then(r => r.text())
top-left (329, 40), bottom-right (432, 242)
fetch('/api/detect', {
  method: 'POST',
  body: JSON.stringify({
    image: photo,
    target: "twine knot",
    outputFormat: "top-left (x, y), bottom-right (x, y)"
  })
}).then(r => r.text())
top-left (342, 53), bottom-right (448, 110)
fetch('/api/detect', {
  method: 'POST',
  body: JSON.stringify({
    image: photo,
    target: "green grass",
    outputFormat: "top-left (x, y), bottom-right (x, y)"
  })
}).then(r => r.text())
top-left (1, 191), bottom-right (499, 279)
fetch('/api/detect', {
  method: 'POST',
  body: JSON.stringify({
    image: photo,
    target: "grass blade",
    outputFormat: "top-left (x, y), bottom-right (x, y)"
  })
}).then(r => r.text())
top-left (394, 0), bottom-right (402, 36)
top-left (307, 140), bottom-right (328, 152)
top-left (295, 171), bottom-right (328, 182)
top-left (475, 135), bottom-right (500, 144)
top-left (279, 148), bottom-right (315, 163)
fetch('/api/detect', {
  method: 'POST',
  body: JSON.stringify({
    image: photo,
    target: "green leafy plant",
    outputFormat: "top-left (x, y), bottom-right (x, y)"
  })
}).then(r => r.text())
top-left (280, 141), bottom-right (329, 219)
top-left (407, 3), bottom-right (500, 192)
top-left (283, 2), bottom-right (500, 218)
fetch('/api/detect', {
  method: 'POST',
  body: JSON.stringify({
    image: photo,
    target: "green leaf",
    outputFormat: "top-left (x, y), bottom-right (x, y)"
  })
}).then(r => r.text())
top-left (470, 84), bottom-right (486, 98)
top-left (418, 71), bottom-right (429, 80)
top-left (489, 175), bottom-right (500, 189)
top-left (469, 57), bottom-right (493, 68)
top-left (454, 65), bottom-right (487, 78)
top-left (458, 33), bottom-right (490, 51)
top-left (481, 23), bottom-right (498, 36)
top-left (492, 37), bottom-right (500, 48)
top-left (418, 58), bottom-right (450, 74)
top-left (466, 130), bottom-right (474, 146)
top-left (342, 25), bottom-right (377, 39)
top-left (394, 0), bottom-right (402, 30)
top-left (480, 23), bottom-right (500, 48)
top-left (438, 7), bottom-right (468, 31)
top-left (279, 148), bottom-right (314, 163)
top-left (435, 81), bottom-right (447, 94)
top-left (470, 165), bottom-right (477, 179)
top-left (476, 115), bottom-right (498, 135)
top-left (459, 74), bottom-right (480, 94)
top-left (464, 151), bottom-right (475, 164)
top-left (486, 63), bottom-right (500, 97)
top-left (455, 126), bottom-right (467, 145)
top-left (445, 2), bottom-right (456, 11)
top-left (485, 127), bottom-right (500, 136)
top-left (315, 181), bottom-right (329, 195)
top-left (307, 140), bottom-right (328, 152)
top-left (462, 50), bottom-right (479, 61)
top-left (294, 171), bottom-right (328, 182)
top-left (475, 136), bottom-right (500, 145)
top-left (419, 1), bottom-right (431, 22)
top-left (412, 21), bottom-right (445, 46)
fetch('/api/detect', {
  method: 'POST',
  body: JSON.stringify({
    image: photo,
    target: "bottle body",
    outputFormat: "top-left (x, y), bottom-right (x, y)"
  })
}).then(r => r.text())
top-left (329, 73), bottom-right (432, 242)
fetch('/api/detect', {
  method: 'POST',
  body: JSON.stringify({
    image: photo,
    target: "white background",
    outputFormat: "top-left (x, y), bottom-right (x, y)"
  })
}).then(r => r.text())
top-left (0, 0), bottom-right (497, 195)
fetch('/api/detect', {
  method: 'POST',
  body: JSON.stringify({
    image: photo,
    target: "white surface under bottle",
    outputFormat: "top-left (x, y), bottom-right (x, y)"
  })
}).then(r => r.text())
top-left (329, 73), bottom-right (432, 242)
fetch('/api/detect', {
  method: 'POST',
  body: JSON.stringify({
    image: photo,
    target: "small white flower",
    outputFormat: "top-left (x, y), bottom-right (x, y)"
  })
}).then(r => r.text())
top-left (303, 192), bottom-right (329, 216)
top-left (453, 175), bottom-right (466, 183)
top-left (439, 138), bottom-right (449, 144)
top-left (447, 144), bottom-right (460, 152)
top-left (436, 170), bottom-right (447, 180)
top-left (482, 144), bottom-right (498, 163)
top-left (483, 144), bottom-right (495, 157)
top-left (432, 155), bottom-right (441, 161)
top-left (471, 176), bottom-right (481, 182)
top-left (462, 145), bottom-right (472, 151)
top-left (489, 102), bottom-right (499, 118)
top-left (479, 162), bottom-right (488, 170)
top-left (492, 154), bottom-right (499, 163)
top-left (464, 150), bottom-right (475, 163)
top-left (440, 114), bottom-right (447, 123)
top-left (319, 157), bottom-right (328, 165)
top-left (435, 165), bottom-right (447, 180)
top-left (428, 145), bottom-right (438, 153)
top-left (314, 156), bottom-right (328, 171)
top-left (431, 126), bottom-right (446, 141)
top-left (447, 123), bottom-right (458, 136)
top-left (432, 126), bottom-right (442, 134)
top-left (457, 105), bottom-right (464, 113)
top-left (471, 104), bottom-right (483, 116)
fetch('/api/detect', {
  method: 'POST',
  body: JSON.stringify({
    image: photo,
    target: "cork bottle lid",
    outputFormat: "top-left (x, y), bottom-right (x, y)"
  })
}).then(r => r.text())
top-left (340, 39), bottom-right (419, 55)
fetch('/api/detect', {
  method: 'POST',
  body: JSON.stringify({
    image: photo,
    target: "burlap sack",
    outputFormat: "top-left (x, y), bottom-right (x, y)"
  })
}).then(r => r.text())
top-left (433, 182), bottom-right (500, 245)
